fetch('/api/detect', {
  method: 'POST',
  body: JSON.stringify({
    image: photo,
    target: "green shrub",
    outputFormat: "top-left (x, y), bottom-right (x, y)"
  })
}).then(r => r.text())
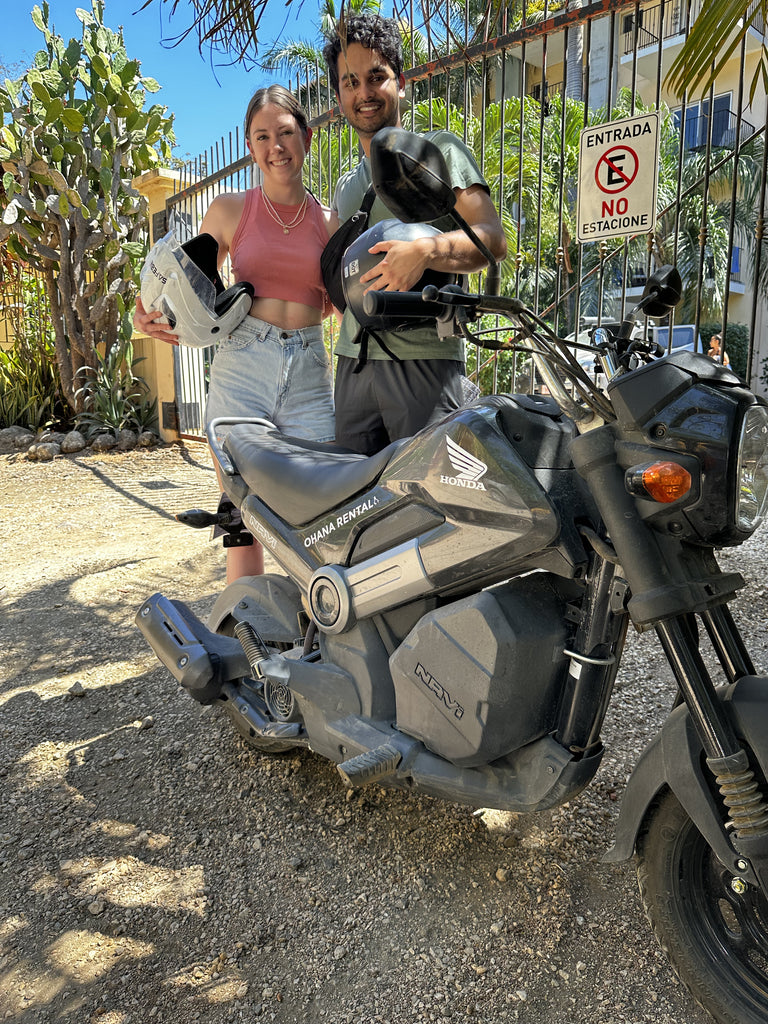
top-left (0, 333), bottom-right (67, 430)
top-left (0, 263), bottom-right (69, 429)
top-left (74, 341), bottom-right (157, 438)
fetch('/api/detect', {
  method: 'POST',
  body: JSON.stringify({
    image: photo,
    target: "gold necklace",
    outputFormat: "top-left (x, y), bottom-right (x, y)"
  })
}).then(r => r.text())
top-left (261, 188), bottom-right (309, 234)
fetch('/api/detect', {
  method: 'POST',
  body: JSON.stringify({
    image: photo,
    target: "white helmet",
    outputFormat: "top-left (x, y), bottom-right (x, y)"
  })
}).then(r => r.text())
top-left (140, 231), bottom-right (254, 348)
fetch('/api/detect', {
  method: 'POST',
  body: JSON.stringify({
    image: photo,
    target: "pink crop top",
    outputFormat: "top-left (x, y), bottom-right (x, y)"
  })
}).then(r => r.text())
top-left (230, 187), bottom-right (330, 313)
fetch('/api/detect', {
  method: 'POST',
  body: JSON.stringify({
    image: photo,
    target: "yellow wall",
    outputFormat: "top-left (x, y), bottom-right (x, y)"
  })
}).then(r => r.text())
top-left (131, 168), bottom-right (183, 442)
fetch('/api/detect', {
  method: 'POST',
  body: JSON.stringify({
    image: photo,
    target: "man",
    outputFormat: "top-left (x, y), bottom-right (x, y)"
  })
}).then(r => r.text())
top-left (323, 14), bottom-right (507, 455)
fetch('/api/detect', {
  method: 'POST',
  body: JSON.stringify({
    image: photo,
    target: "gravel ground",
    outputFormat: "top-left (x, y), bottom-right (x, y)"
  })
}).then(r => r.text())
top-left (1, 441), bottom-right (767, 1024)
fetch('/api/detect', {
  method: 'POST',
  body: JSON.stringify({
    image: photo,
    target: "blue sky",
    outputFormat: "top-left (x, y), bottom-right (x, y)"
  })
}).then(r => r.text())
top-left (2, 0), bottom-right (316, 161)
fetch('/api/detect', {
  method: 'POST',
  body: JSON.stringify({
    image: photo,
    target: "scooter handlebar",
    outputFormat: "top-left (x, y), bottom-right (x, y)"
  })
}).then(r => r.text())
top-left (362, 289), bottom-right (448, 320)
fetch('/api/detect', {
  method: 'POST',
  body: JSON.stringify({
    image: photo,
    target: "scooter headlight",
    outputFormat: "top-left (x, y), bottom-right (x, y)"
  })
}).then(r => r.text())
top-left (736, 403), bottom-right (768, 531)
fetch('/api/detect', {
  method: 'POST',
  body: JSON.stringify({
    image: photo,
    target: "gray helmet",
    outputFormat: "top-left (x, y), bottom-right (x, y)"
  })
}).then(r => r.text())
top-left (341, 219), bottom-right (460, 330)
top-left (140, 231), bottom-right (254, 348)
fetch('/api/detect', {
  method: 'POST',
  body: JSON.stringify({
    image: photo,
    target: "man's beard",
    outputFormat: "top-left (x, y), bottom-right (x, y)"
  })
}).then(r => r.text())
top-left (349, 101), bottom-right (397, 138)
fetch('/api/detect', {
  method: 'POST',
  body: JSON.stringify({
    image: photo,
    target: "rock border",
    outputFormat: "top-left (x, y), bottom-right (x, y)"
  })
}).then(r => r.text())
top-left (0, 425), bottom-right (161, 460)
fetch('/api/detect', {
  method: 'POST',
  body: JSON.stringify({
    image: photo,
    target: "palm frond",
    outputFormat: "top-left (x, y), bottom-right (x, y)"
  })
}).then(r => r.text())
top-left (665, 0), bottom-right (768, 103)
top-left (138, 0), bottom-right (272, 63)
top-left (260, 39), bottom-right (325, 71)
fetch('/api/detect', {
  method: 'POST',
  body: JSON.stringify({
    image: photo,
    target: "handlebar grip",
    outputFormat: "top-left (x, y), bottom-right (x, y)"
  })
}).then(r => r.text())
top-left (362, 290), bottom-right (445, 319)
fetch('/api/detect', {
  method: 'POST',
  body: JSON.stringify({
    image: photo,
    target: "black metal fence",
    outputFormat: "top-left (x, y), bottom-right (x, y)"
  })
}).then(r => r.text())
top-left (164, 0), bottom-right (768, 435)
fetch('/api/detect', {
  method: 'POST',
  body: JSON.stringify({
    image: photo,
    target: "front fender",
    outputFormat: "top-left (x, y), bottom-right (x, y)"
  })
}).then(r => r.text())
top-left (604, 675), bottom-right (768, 872)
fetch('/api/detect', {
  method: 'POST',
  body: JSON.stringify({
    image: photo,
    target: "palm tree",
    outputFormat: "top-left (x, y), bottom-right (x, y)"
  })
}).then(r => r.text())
top-left (136, 0), bottom-right (761, 99)
top-left (259, 0), bottom-right (382, 78)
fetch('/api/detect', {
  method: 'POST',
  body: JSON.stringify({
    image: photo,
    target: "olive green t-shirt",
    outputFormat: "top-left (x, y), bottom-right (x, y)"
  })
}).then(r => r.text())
top-left (331, 130), bottom-right (489, 361)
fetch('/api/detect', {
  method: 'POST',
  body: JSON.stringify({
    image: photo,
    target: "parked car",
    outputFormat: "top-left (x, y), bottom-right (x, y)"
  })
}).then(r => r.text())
top-left (651, 324), bottom-right (703, 354)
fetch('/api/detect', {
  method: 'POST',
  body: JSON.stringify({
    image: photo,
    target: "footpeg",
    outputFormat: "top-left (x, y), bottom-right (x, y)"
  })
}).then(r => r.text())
top-left (175, 508), bottom-right (221, 528)
top-left (337, 743), bottom-right (402, 788)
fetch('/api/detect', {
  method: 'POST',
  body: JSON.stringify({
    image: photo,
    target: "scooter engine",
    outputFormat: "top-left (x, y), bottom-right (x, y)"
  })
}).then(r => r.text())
top-left (389, 574), bottom-right (574, 767)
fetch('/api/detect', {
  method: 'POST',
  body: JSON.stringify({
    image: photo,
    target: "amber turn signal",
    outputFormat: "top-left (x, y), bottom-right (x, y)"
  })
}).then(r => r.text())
top-left (625, 461), bottom-right (693, 503)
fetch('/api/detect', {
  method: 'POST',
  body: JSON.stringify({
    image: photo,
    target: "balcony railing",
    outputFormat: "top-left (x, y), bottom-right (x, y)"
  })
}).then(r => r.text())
top-left (682, 110), bottom-right (756, 151)
top-left (527, 79), bottom-right (564, 114)
top-left (622, 1), bottom-right (765, 57)
top-left (627, 247), bottom-right (744, 289)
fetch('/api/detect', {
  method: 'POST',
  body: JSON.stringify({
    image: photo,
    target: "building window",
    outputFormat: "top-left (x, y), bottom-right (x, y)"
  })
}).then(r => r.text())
top-left (673, 94), bottom-right (733, 150)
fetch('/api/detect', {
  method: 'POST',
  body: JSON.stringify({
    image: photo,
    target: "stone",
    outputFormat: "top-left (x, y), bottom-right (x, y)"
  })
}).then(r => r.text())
top-left (116, 429), bottom-right (138, 451)
top-left (91, 433), bottom-right (117, 453)
top-left (38, 429), bottom-right (67, 445)
top-left (0, 425), bottom-right (34, 452)
top-left (28, 442), bottom-right (60, 462)
top-left (61, 430), bottom-right (87, 453)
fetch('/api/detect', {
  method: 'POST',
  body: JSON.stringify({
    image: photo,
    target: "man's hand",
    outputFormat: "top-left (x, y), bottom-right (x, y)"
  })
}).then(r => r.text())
top-left (359, 182), bottom-right (507, 296)
top-left (360, 237), bottom-right (431, 293)
top-left (133, 296), bottom-right (179, 346)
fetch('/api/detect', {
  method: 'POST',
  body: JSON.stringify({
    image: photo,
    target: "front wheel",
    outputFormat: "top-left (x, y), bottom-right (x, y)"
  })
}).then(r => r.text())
top-left (636, 788), bottom-right (768, 1024)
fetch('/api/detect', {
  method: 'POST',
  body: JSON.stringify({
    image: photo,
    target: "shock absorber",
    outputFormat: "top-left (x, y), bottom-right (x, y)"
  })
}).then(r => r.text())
top-left (234, 621), bottom-right (270, 678)
top-left (709, 749), bottom-right (768, 839)
top-left (234, 620), bottom-right (298, 723)
top-left (656, 616), bottom-right (768, 842)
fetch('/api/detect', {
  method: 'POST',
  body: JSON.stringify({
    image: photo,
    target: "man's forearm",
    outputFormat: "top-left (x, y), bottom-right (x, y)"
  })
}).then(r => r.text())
top-left (425, 224), bottom-right (507, 274)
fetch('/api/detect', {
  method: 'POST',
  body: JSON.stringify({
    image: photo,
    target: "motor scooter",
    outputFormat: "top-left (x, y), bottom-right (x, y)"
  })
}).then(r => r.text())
top-left (136, 127), bottom-right (768, 1024)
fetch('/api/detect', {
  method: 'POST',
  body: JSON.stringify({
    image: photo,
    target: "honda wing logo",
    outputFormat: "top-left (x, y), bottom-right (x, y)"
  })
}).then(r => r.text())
top-left (441, 436), bottom-right (488, 490)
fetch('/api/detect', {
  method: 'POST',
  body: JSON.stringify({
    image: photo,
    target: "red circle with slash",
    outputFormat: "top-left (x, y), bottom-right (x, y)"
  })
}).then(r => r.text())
top-left (595, 146), bottom-right (639, 193)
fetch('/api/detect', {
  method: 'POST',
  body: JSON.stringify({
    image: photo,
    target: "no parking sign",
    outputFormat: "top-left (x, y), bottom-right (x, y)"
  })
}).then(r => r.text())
top-left (576, 112), bottom-right (659, 242)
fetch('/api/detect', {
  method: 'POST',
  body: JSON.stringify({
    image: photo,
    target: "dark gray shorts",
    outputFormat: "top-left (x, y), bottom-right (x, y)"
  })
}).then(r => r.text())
top-left (334, 355), bottom-right (466, 456)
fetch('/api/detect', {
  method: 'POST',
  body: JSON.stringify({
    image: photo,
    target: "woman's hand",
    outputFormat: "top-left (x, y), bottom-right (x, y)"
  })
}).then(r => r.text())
top-left (133, 297), bottom-right (179, 346)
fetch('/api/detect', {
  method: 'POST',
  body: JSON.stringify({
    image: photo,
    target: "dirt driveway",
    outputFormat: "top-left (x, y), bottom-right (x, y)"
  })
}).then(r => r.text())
top-left (2, 442), bottom-right (763, 1024)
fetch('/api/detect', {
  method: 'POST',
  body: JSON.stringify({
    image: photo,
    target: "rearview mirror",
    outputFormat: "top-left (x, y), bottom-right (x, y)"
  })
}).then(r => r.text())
top-left (641, 265), bottom-right (683, 318)
top-left (370, 127), bottom-right (457, 223)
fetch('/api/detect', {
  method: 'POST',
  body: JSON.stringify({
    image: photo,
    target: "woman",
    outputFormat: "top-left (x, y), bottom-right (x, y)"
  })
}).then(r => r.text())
top-left (708, 333), bottom-right (730, 366)
top-left (134, 85), bottom-right (338, 581)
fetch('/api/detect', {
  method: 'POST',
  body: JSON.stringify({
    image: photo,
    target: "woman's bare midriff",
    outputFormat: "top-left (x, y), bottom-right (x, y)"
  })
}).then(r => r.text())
top-left (248, 295), bottom-right (322, 331)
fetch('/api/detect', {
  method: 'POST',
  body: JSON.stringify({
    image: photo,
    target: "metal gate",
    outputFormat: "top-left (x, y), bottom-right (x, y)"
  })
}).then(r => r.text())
top-left (166, 0), bottom-right (768, 435)
top-left (166, 149), bottom-right (256, 435)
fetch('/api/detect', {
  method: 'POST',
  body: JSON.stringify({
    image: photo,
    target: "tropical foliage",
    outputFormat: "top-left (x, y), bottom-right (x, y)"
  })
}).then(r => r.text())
top-left (0, 261), bottom-right (66, 430)
top-left (0, 0), bottom-right (175, 414)
top-left (136, 0), bottom-right (571, 63)
top-left (74, 339), bottom-right (157, 437)
top-left (666, 1), bottom-right (768, 105)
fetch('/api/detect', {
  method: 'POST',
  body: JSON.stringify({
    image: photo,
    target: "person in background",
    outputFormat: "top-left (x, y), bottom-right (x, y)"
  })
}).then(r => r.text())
top-left (134, 85), bottom-right (337, 582)
top-left (322, 13), bottom-right (507, 456)
top-left (708, 332), bottom-right (730, 366)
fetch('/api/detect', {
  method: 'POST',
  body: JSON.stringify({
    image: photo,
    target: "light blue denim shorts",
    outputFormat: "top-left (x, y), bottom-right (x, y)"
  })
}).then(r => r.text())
top-left (204, 315), bottom-right (335, 441)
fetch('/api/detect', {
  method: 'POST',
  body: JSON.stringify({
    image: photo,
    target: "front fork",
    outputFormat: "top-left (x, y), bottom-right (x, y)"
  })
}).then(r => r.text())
top-left (571, 423), bottom-right (768, 893)
top-left (655, 610), bottom-right (768, 893)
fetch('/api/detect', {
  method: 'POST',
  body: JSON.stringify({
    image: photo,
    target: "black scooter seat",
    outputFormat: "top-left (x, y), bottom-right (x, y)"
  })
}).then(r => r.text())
top-left (224, 422), bottom-right (404, 527)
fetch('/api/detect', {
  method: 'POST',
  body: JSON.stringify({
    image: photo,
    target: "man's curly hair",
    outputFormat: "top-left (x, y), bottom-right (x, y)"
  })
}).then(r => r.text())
top-left (323, 13), bottom-right (403, 96)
